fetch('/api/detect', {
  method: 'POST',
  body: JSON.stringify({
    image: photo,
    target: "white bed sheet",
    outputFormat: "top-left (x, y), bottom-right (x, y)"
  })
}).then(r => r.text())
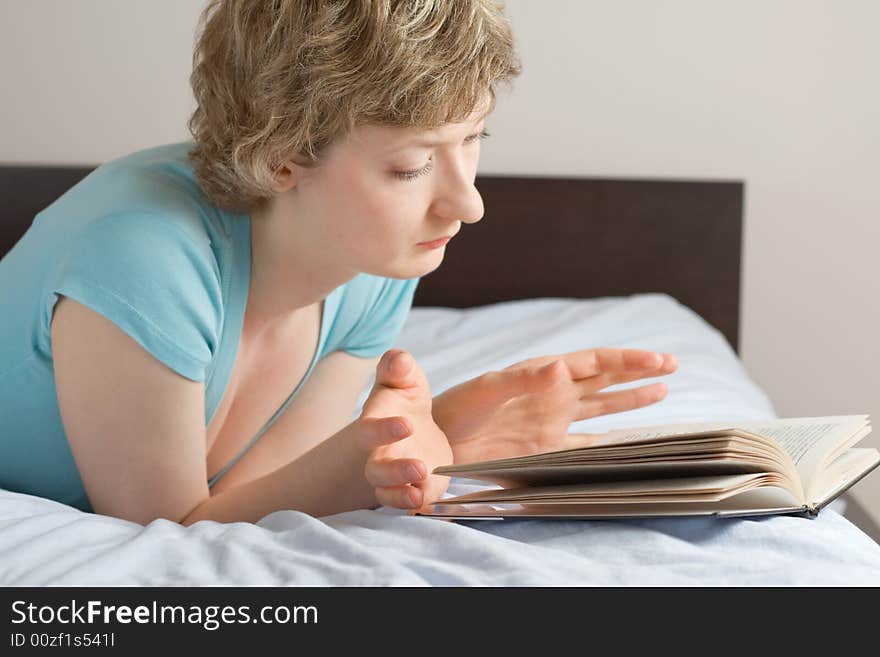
top-left (2, 293), bottom-right (879, 585)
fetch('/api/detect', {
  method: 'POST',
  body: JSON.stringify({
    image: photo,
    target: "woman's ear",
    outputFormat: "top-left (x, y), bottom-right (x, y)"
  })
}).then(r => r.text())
top-left (270, 161), bottom-right (299, 193)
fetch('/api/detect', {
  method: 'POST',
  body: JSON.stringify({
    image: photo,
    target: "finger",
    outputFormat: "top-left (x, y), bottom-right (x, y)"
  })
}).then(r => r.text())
top-left (576, 382), bottom-right (668, 419)
top-left (409, 477), bottom-right (450, 514)
top-left (365, 458), bottom-right (426, 488)
top-left (664, 353), bottom-right (678, 374)
top-left (482, 359), bottom-right (563, 404)
top-left (374, 349), bottom-right (425, 391)
top-left (575, 354), bottom-right (677, 395)
top-left (352, 416), bottom-right (411, 451)
top-left (410, 486), bottom-right (447, 514)
top-left (648, 353), bottom-right (678, 374)
top-left (375, 484), bottom-right (422, 509)
top-left (563, 348), bottom-right (670, 380)
top-left (565, 433), bottom-right (604, 448)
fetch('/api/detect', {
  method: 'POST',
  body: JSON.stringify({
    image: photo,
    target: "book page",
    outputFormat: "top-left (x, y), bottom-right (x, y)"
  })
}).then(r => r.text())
top-left (729, 416), bottom-right (870, 488)
top-left (589, 422), bottom-right (747, 446)
top-left (596, 415), bottom-right (869, 490)
top-left (432, 473), bottom-right (782, 505)
top-left (433, 415), bottom-right (869, 507)
top-left (440, 458), bottom-right (769, 488)
top-left (419, 486), bottom-right (804, 520)
top-left (810, 448), bottom-right (880, 507)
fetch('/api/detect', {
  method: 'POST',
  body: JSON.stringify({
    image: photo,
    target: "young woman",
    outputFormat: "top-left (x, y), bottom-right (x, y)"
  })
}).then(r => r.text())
top-left (0, 0), bottom-right (676, 526)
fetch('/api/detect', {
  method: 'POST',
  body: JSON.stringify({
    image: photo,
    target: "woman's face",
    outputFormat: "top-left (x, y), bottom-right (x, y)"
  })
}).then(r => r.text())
top-left (287, 106), bottom-right (488, 280)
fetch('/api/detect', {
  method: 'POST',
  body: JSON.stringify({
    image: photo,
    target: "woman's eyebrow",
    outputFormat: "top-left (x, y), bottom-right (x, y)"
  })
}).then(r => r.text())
top-left (386, 124), bottom-right (487, 153)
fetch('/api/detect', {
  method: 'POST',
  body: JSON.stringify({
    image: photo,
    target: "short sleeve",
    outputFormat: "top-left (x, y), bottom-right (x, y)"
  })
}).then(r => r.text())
top-left (45, 213), bottom-right (224, 382)
top-left (339, 276), bottom-right (419, 359)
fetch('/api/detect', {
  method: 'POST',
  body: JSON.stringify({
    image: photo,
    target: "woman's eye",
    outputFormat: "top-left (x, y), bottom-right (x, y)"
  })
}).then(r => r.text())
top-left (392, 130), bottom-right (490, 182)
top-left (394, 160), bottom-right (434, 181)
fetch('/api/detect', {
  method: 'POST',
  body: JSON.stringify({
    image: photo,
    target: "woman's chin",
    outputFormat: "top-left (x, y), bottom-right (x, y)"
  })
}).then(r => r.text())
top-left (414, 249), bottom-right (447, 275)
top-left (421, 253), bottom-right (447, 273)
top-left (366, 245), bottom-right (447, 279)
top-left (384, 261), bottom-right (444, 280)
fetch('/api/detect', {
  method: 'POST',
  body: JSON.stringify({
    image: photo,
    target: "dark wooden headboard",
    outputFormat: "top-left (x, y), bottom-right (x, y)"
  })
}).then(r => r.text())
top-left (0, 166), bottom-right (742, 353)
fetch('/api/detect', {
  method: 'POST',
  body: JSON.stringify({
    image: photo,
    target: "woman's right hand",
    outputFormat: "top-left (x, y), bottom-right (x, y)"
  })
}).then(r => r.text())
top-left (353, 349), bottom-right (453, 511)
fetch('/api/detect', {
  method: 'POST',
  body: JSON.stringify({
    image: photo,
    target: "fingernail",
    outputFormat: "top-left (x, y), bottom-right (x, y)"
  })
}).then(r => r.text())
top-left (408, 464), bottom-right (425, 481)
top-left (405, 488), bottom-right (419, 508)
top-left (388, 351), bottom-right (407, 373)
top-left (391, 420), bottom-right (409, 438)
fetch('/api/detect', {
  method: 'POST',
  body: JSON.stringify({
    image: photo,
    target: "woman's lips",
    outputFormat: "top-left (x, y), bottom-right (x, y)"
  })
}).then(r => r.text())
top-left (417, 236), bottom-right (452, 248)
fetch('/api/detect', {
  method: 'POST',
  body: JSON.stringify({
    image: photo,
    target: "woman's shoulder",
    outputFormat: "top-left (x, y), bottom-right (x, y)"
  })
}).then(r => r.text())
top-left (33, 141), bottom-right (237, 251)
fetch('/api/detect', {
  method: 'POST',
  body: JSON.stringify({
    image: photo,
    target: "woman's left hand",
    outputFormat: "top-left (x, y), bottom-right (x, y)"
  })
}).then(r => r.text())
top-left (431, 348), bottom-right (678, 464)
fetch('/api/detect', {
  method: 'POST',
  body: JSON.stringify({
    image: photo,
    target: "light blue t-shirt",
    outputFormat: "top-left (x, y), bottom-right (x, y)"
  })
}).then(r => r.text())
top-left (0, 141), bottom-right (419, 513)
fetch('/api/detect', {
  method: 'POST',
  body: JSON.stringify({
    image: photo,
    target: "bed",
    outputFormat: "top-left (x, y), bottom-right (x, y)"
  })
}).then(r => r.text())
top-left (2, 164), bottom-right (879, 586)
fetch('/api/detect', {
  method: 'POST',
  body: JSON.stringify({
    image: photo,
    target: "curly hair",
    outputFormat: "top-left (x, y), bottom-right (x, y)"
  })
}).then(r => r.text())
top-left (187, 0), bottom-right (522, 214)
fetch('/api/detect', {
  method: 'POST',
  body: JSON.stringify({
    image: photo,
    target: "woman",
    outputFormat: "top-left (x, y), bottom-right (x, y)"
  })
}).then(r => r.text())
top-left (0, 0), bottom-right (676, 526)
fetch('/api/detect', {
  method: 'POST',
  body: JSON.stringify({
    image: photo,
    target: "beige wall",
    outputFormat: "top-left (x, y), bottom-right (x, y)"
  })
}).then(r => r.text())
top-left (0, 0), bottom-right (202, 162)
top-left (2, 1), bottom-right (879, 532)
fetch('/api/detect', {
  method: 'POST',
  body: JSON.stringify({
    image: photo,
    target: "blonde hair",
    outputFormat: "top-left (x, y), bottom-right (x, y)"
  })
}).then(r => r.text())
top-left (187, 0), bottom-right (522, 214)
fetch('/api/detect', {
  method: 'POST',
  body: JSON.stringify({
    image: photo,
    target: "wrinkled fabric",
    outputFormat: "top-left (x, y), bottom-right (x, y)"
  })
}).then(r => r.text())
top-left (2, 294), bottom-right (878, 585)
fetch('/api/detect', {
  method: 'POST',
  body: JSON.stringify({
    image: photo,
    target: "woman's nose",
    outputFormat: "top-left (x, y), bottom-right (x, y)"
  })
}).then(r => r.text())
top-left (433, 179), bottom-right (484, 225)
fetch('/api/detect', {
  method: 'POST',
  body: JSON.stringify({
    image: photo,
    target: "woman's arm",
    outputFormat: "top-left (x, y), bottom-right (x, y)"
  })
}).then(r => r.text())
top-left (179, 419), bottom-right (381, 525)
top-left (194, 349), bottom-right (454, 522)
top-left (52, 297), bottom-right (210, 525)
top-left (206, 350), bottom-right (381, 496)
top-left (51, 297), bottom-right (396, 525)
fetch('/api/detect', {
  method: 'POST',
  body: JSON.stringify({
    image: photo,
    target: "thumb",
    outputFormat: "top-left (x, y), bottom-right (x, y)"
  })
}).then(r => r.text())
top-left (375, 349), bottom-right (419, 389)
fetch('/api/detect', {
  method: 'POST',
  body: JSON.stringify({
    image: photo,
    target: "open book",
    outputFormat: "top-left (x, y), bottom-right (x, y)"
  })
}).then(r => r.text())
top-left (418, 415), bottom-right (880, 520)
